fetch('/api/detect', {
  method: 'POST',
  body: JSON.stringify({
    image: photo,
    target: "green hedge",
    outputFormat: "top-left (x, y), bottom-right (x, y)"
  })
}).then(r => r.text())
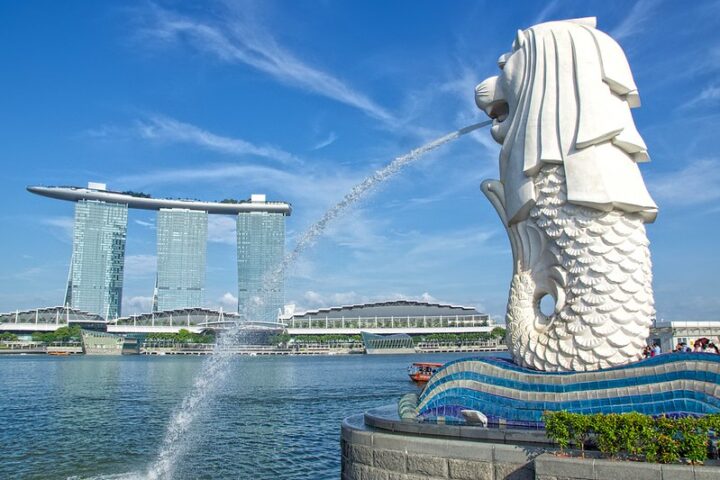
top-left (413, 329), bottom-right (506, 344)
top-left (145, 329), bottom-right (214, 344)
top-left (544, 411), bottom-right (720, 464)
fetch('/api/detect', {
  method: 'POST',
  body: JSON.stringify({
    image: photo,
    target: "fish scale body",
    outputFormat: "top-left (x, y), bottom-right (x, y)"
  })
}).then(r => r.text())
top-left (505, 165), bottom-right (654, 372)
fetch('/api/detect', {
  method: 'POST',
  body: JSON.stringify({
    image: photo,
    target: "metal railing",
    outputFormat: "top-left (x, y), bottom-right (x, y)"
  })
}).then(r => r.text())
top-left (287, 315), bottom-right (490, 329)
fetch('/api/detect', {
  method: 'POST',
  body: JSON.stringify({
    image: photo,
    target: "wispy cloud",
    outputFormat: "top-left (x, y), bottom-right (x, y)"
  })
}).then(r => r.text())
top-left (135, 114), bottom-right (301, 164)
top-left (611, 0), bottom-right (658, 41)
top-left (140, 4), bottom-right (394, 124)
top-left (207, 215), bottom-right (236, 245)
top-left (648, 159), bottom-right (720, 207)
top-left (0, 266), bottom-right (47, 281)
top-left (124, 254), bottom-right (157, 278)
top-left (41, 216), bottom-right (74, 243)
top-left (683, 84), bottom-right (720, 109)
top-left (532, 0), bottom-right (562, 25)
top-left (311, 131), bottom-right (338, 150)
top-left (134, 219), bottom-right (155, 229)
top-left (117, 162), bottom-right (359, 215)
top-left (406, 228), bottom-right (497, 256)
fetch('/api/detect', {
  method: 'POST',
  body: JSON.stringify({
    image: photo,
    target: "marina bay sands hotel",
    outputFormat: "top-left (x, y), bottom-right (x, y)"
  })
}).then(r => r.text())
top-left (28, 183), bottom-right (291, 321)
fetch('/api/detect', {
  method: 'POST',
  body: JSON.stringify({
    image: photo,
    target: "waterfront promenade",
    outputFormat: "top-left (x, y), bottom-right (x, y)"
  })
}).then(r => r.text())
top-left (0, 340), bottom-right (507, 356)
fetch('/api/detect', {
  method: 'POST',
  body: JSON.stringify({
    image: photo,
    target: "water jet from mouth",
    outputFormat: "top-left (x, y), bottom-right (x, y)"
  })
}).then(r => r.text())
top-left (142, 119), bottom-right (492, 480)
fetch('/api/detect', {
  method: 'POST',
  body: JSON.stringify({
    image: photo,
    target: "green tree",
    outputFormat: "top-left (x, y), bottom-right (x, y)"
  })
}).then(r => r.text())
top-left (490, 327), bottom-right (506, 339)
top-left (30, 325), bottom-right (81, 343)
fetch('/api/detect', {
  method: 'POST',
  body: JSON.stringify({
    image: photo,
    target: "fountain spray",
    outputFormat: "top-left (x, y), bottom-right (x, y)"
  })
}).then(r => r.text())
top-left (144, 120), bottom-right (491, 480)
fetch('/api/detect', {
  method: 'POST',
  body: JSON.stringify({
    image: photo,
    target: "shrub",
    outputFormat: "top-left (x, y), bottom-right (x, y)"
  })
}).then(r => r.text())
top-left (542, 411), bottom-right (720, 464)
top-left (676, 417), bottom-right (709, 463)
top-left (593, 413), bottom-right (621, 458)
top-left (544, 410), bottom-right (571, 451)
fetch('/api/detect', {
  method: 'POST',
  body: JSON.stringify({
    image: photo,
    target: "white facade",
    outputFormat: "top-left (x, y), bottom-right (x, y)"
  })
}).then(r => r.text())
top-left (650, 321), bottom-right (720, 352)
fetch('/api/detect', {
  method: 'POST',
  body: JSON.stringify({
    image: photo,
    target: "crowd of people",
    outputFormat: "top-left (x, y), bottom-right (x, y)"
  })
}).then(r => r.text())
top-left (642, 337), bottom-right (720, 358)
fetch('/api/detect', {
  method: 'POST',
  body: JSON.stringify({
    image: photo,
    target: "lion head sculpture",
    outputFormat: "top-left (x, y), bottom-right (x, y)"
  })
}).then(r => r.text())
top-left (475, 17), bottom-right (657, 226)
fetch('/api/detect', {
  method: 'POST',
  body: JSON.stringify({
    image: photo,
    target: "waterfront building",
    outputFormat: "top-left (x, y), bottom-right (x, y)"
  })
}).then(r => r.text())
top-left (0, 306), bottom-right (106, 333)
top-left (154, 208), bottom-right (208, 311)
top-left (66, 198), bottom-right (128, 318)
top-left (108, 308), bottom-right (283, 344)
top-left (237, 195), bottom-right (285, 322)
top-left (81, 329), bottom-right (124, 355)
top-left (361, 332), bottom-right (415, 354)
top-left (280, 300), bottom-right (492, 335)
top-left (650, 321), bottom-right (720, 352)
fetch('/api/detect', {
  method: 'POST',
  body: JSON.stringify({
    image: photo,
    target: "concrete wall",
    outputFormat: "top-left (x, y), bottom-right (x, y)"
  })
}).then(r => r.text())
top-left (534, 453), bottom-right (717, 480)
top-left (342, 415), bottom-right (719, 480)
top-left (342, 414), bottom-right (540, 480)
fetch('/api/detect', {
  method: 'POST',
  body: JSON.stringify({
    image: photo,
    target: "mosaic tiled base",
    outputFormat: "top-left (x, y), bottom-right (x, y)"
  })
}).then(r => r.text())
top-left (417, 353), bottom-right (720, 428)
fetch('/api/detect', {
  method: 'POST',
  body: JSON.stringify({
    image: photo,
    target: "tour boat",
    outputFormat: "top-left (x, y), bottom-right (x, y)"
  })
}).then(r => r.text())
top-left (407, 362), bottom-right (443, 383)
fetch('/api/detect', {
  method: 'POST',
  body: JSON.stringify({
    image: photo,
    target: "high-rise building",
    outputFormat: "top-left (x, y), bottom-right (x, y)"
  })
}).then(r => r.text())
top-left (65, 199), bottom-right (128, 319)
top-left (237, 195), bottom-right (286, 321)
top-left (29, 184), bottom-right (291, 319)
top-left (154, 208), bottom-right (208, 311)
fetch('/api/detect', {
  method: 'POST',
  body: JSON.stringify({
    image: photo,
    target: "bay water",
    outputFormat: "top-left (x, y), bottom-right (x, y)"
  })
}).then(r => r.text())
top-left (0, 352), bottom-right (503, 479)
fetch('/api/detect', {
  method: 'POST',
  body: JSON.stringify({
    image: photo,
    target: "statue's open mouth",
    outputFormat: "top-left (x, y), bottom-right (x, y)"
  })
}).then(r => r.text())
top-left (487, 101), bottom-right (509, 123)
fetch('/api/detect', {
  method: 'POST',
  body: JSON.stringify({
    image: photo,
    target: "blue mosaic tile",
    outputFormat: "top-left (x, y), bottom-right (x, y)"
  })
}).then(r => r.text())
top-left (417, 355), bottom-right (720, 426)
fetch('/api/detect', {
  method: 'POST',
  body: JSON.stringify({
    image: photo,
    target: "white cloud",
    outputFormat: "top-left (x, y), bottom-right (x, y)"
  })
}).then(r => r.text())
top-left (320, 208), bottom-right (389, 252)
top-left (134, 219), bottom-right (155, 229)
top-left (294, 290), bottom-right (453, 312)
top-left (532, 0), bottom-right (562, 26)
top-left (122, 295), bottom-right (154, 315)
top-left (648, 159), bottom-right (720, 207)
top-left (610, 0), bottom-right (658, 41)
top-left (406, 228), bottom-right (496, 257)
top-left (142, 5), bottom-right (394, 124)
top-left (135, 114), bottom-right (301, 164)
top-left (311, 131), bottom-right (338, 150)
top-left (683, 84), bottom-right (720, 109)
top-left (0, 266), bottom-right (47, 281)
top-left (216, 292), bottom-right (238, 311)
top-left (207, 215), bottom-right (236, 245)
top-left (297, 291), bottom-right (361, 310)
top-left (118, 162), bottom-right (356, 204)
top-left (41, 216), bottom-right (74, 242)
top-left (124, 254), bottom-right (157, 278)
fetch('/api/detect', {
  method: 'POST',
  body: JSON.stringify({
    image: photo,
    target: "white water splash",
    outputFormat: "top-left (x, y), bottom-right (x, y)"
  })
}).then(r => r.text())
top-left (141, 120), bottom-right (490, 480)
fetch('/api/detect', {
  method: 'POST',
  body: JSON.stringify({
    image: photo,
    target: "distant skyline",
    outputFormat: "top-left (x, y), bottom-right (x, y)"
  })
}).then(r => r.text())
top-left (1, 1), bottom-right (719, 321)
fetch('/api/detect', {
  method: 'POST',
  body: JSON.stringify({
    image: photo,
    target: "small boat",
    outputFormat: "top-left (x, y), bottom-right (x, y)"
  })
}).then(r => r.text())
top-left (48, 351), bottom-right (70, 356)
top-left (407, 362), bottom-right (443, 383)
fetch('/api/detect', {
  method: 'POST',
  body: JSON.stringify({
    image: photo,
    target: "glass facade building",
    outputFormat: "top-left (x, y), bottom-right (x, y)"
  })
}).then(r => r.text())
top-left (65, 200), bottom-right (128, 319)
top-left (237, 211), bottom-right (285, 321)
top-left (30, 184), bottom-right (291, 320)
top-left (153, 208), bottom-right (208, 311)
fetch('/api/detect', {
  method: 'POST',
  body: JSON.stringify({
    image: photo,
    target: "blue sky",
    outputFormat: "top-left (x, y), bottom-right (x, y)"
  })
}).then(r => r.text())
top-left (0, 0), bottom-right (718, 320)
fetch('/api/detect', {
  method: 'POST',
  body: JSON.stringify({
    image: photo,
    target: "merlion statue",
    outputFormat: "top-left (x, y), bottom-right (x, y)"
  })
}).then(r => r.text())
top-left (475, 17), bottom-right (657, 372)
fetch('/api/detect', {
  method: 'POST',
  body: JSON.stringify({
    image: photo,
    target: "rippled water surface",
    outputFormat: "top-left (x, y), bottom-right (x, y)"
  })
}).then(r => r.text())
top-left (0, 353), bottom-right (500, 479)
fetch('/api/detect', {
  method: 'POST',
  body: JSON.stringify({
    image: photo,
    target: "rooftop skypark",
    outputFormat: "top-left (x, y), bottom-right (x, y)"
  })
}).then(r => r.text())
top-left (27, 183), bottom-right (292, 215)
